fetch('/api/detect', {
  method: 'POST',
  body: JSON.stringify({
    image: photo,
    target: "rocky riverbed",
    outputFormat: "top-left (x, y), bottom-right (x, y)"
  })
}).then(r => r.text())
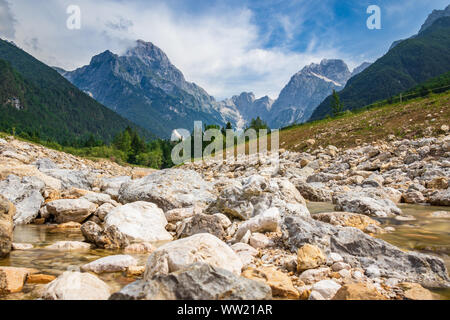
top-left (0, 134), bottom-right (449, 300)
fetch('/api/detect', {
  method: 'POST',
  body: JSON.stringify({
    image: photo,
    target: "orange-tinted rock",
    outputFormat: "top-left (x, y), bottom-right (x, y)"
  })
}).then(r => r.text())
top-left (242, 267), bottom-right (299, 299)
top-left (0, 267), bottom-right (39, 294)
top-left (27, 274), bottom-right (56, 284)
top-left (332, 283), bottom-right (386, 300)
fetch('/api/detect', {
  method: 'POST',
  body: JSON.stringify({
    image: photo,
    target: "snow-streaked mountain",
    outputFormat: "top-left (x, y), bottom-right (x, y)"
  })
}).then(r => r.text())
top-left (61, 40), bottom-right (371, 135)
top-left (266, 59), bottom-right (352, 128)
top-left (63, 40), bottom-right (234, 138)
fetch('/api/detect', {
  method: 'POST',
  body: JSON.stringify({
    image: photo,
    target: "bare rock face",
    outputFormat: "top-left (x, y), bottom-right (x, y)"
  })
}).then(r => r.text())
top-left (144, 233), bottom-right (243, 279)
top-left (0, 195), bottom-right (15, 258)
top-left (118, 169), bottom-right (215, 211)
top-left (41, 271), bottom-right (111, 300)
top-left (293, 180), bottom-right (333, 202)
top-left (100, 176), bottom-right (131, 199)
top-left (111, 263), bottom-right (272, 300)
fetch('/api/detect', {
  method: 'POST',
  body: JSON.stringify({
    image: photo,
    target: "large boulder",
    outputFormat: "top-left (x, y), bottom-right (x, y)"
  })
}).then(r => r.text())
top-left (104, 202), bottom-right (172, 242)
top-left (231, 243), bottom-right (258, 267)
top-left (45, 241), bottom-right (92, 251)
top-left (429, 189), bottom-right (450, 206)
top-left (234, 207), bottom-right (280, 240)
top-left (309, 280), bottom-right (341, 300)
top-left (34, 158), bottom-right (58, 170)
top-left (297, 244), bottom-right (326, 272)
top-left (176, 214), bottom-right (225, 240)
top-left (100, 176), bottom-right (131, 199)
top-left (111, 263), bottom-right (272, 300)
top-left (144, 233), bottom-right (243, 279)
top-left (293, 180), bottom-right (333, 202)
top-left (118, 169), bottom-right (215, 211)
top-left (39, 169), bottom-right (94, 190)
top-left (242, 267), bottom-right (299, 299)
top-left (283, 216), bottom-right (450, 288)
top-left (81, 221), bottom-right (130, 249)
top-left (80, 192), bottom-right (117, 206)
top-left (312, 211), bottom-right (382, 234)
top-left (332, 283), bottom-right (386, 300)
top-left (81, 255), bottom-right (138, 274)
top-left (0, 267), bottom-right (38, 294)
top-left (41, 271), bottom-right (111, 300)
top-left (46, 199), bottom-right (97, 223)
top-left (333, 193), bottom-right (402, 217)
top-left (0, 175), bottom-right (45, 225)
top-left (0, 195), bottom-right (15, 258)
top-left (208, 175), bottom-right (309, 220)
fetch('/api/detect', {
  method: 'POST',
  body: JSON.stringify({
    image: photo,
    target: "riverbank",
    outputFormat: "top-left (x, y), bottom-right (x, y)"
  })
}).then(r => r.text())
top-left (0, 133), bottom-right (449, 300)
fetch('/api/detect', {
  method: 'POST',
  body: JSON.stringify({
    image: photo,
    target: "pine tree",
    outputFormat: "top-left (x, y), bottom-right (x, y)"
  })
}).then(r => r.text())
top-left (331, 90), bottom-right (343, 116)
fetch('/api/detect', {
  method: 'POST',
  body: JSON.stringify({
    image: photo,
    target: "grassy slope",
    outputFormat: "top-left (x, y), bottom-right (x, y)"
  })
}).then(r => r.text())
top-left (279, 91), bottom-right (450, 152)
top-left (311, 17), bottom-right (450, 121)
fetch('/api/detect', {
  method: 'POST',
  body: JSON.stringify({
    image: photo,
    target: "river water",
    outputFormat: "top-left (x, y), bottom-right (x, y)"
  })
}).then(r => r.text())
top-left (308, 202), bottom-right (450, 299)
top-left (0, 202), bottom-right (449, 300)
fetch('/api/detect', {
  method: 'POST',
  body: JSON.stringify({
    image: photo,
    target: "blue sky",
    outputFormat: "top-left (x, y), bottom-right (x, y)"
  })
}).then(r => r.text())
top-left (1, 0), bottom-right (449, 99)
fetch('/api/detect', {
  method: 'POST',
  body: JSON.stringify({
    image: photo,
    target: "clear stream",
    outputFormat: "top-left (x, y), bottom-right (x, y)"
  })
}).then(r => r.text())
top-left (0, 202), bottom-right (449, 300)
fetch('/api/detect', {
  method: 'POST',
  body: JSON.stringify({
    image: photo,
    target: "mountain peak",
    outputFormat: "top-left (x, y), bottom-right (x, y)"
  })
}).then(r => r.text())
top-left (232, 92), bottom-right (256, 107)
top-left (419, 4), bottom-right (450, 34)
top-left (125, 40), bottom-right (170, 63)
top-left (299, 59), bottom-right (350, 85)
top-left (90, 50), bottom-right (117, 66)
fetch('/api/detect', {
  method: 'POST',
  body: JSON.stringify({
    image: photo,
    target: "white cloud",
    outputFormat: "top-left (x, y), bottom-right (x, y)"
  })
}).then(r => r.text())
top-left (0, 0), bottom-right (16, 38)
top-left (3, 0), bottom-right (353, 100)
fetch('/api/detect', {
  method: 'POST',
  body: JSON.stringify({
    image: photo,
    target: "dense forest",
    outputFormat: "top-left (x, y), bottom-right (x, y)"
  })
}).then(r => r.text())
top-left (3, 117), bottom-right (270, 169)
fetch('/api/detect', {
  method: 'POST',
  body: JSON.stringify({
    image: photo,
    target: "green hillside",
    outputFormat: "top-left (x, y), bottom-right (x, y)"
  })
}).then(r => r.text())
top-left (310, 16), bottom-right (450, 121)
top-left (0, 39), bottom-right (154, 145)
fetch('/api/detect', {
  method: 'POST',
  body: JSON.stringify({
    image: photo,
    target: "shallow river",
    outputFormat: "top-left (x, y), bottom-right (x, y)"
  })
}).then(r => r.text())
top-left (0, 202), bottom-right (449, 300)
top-left (308, 202), bottom-right (450, 299)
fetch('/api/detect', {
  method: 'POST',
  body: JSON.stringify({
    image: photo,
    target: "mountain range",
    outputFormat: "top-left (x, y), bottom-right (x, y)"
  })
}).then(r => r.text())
top-left (61, 40), bottom-right (234, 138)
top-left (61, 40), bottom-right (371, 136)
top-left (1, 5), bottom-right (449, 142)
top-left (0, 39), bottom-right (152, 144)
